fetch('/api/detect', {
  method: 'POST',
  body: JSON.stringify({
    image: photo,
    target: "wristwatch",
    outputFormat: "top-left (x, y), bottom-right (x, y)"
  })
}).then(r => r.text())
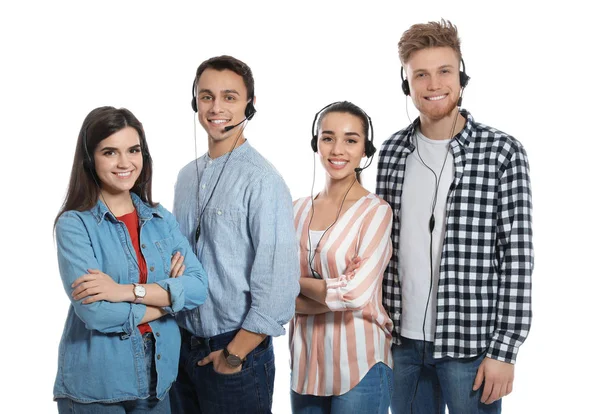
top-left (132, 283), bottom-right (146, 303)
top-left (222, 347), bottom-right (245, 368)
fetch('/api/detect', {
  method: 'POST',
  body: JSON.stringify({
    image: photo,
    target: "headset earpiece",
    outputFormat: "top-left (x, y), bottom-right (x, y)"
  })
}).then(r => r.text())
top-left (191, 79), bottom-right (198, 112)
top-left (459, 58), bottom-right (470, 88)
top-left (245, 101), bottom-right (256, 120)
top-left (400, 67), bottom-right (410, 96)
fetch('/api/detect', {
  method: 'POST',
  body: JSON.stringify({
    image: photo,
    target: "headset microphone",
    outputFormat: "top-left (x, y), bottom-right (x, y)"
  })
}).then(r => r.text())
top-left (223, 118), bottom-right (248, 132)
top-left (354, 167), bottom-right (363, 173)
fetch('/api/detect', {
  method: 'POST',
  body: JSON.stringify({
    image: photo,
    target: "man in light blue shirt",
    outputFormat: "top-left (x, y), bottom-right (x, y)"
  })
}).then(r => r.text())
top-left (170, 55), bottom-right (300, 414)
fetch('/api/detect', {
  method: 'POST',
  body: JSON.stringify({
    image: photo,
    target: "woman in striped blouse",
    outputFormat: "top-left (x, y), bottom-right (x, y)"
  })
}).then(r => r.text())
top-left (290, 101), bottom-right (394, 413)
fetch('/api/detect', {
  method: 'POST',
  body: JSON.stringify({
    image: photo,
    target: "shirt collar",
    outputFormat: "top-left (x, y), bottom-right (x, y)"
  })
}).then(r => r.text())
top-left (90, 192), bottom-right (162, 224)
top-left (406, 108), bottom-right (475, 149)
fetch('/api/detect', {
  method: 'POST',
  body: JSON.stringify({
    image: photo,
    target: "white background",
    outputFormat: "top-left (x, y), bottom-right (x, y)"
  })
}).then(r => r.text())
top-left (1, 1), bottom-right (597, 412)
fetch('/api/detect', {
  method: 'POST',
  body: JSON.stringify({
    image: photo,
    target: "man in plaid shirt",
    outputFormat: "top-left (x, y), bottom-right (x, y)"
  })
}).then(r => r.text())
top-left (376, 20), bottom-right (533, 414)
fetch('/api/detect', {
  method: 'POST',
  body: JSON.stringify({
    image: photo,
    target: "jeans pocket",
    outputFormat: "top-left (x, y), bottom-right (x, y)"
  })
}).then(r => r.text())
top-left (206, 365), bottom-right (258, 411)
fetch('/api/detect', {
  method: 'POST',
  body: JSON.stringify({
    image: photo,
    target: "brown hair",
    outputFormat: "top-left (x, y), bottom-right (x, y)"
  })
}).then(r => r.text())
top-left (398, 19), bottom-right (462, 65)
top-left (54, 106), bottom-right (155, 227)
top-left (194, 55), bottom-right (254, 99)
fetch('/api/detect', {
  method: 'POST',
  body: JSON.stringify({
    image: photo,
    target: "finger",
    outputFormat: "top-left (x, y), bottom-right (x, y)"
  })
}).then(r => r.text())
top-left (170, 253), bottom-right (184, 277)
top-left (173, 256), bottom-right (185, 276)
top-left (82, 294), bottom-right (103, 304)
top-left (497, 382), bottom-right (508, 401)
top-left (473, 365), bottom-right (484, 391)
top-left (170, 252), bottom-right (181, 268)
top-left (71, 275), bottom-right (96, 288)
top-left (486, 383), bottom-right (501, 405)
top-left (87, 269), bottom-right (101, 274)
top-left (176, 264), bottom-right (185, 278)
top-left (72, 281), bottom-right (97, 297)
top-left (197, 356), bottom-right (211, 366)
top-left (480, 380), bottom-right (493, 404)
top-left (506, 381), bottom-right (513, 396)
top-left (73, 286), bottom-right (101, 301)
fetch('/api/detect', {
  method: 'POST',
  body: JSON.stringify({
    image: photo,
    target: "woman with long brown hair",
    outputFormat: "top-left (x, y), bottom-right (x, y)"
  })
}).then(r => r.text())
top-left (53, 106), bottom-right (207, 413)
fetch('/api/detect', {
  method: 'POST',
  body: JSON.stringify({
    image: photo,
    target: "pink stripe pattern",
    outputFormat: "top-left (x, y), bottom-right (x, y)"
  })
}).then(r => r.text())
top-left (290, 193), bottom-right (394, 396)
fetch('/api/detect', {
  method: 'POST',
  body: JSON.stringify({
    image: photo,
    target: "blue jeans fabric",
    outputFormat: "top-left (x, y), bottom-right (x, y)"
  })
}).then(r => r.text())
top-left (170, 329), bottom-right (275, 414)
top-left (391, 337), bottom-right (501, 414)
top-left (56, 333), bottom-right (170, 413)
top-left (290, 362), bottom-right (393, 414)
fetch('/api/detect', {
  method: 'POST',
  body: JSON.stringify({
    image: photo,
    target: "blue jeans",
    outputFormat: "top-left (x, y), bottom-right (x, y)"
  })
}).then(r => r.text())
top-left (170, 329), bottom-right (275, 414)
top-left (56, 333), bottom-right (170, 413)
top-left (290, 362), bottom-right (393, 414)
top-left (391, 337), bottom-right (501, 414)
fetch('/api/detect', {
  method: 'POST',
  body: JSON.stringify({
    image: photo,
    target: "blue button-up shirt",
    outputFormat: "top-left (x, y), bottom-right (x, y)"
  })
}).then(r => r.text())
top-left (54, 193), bottom-right (208, 403)
top-left (173, 141), bottom-right (299, 338)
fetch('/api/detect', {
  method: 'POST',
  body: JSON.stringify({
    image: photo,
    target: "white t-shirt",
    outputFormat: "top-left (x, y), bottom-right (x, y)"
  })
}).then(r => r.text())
top-left (399, 129), bottom-right (454, 341)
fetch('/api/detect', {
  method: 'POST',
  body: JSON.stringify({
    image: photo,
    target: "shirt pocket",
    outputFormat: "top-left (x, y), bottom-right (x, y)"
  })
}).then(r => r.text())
top-left (202, 206), bottom-right (249, 259)
top-left (153, 236), bottom-right (175, 279)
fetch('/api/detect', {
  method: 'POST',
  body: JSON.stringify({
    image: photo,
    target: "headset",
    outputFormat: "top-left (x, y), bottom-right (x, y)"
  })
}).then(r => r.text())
top-left (401, 57), bottom-right (470, 107)
top-left (191, 78), bottom-right (257, 123)
top-left (310, 101), bottom-right (376, 158)
top-left (307, 101), bottom-right (376, 279)
top-left (81, 120), bottom-right (149, 275)
top-left (190, 74), bottom-right (255, 248)
top-left (403, 62), bottom-right (467, 414)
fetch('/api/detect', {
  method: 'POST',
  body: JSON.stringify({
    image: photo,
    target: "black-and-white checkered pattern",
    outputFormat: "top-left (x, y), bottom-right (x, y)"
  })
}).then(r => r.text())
top-left (376, 109), bottom-right (533, 364)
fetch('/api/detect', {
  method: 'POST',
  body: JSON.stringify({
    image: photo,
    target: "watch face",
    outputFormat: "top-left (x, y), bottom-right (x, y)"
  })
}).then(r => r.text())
top-left (226, 354), bottom-right (243, 367)
top-left (134, 285), bottom-right (146, 298)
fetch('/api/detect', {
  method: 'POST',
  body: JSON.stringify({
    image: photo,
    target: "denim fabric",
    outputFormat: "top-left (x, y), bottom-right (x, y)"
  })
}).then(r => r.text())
top-left (290, 362), bottom-right (393, 414)
top-left (173, 141), bottom-right (300, 338)
top-left (170, 329), bottom-right (276, 414)
top-left (391, 338), bottom-right (502, 414)
top-left (54, 193), bottom-right (208, 403)
top-left (56, 333), bottom-right (171, 413)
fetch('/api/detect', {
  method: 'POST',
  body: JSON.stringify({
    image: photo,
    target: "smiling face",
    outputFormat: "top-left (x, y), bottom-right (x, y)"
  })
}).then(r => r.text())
top-left (405, 46), bottom-right (462, 122)
top-left (194, 68), bottom-right (251, 144)
top-left (93, 126), bottom-right (143, 196)
top-left (317, 112), bottom-right (366, 181)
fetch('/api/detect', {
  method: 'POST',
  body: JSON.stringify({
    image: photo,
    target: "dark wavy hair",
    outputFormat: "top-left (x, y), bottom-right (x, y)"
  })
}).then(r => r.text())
top-left (54, 106), bottom-right (155, 227)
top-left (194, 55), bottom-right (255, 99)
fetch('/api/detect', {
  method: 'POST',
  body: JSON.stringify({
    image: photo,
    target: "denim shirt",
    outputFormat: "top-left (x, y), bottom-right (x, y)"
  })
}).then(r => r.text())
top-left (173, 141), bottom-right (300, 338)
top-left (53, 193), bottom-right (208, 403)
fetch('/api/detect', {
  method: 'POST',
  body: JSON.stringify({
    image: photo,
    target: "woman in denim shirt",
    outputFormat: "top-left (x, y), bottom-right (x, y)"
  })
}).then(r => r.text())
top-left (53, 106), bottom-right (208, 413)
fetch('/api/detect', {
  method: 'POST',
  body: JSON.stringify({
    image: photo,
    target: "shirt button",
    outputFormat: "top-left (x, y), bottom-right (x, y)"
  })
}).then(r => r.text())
top-left (157, 354), bottom-right (161, 360)
top-left (208, 160), bottom-right (213, 165)
top-left (202, 184), bottom-right (206, 189)
top-left (150, 266), bottom-right (155, 272)
top-left (141, 244), bottom-right (146, 249)
top-left (217, 210), bottom-right (222, 215)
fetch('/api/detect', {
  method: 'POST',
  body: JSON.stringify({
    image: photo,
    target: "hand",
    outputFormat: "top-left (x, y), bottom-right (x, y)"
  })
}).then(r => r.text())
top-left (71, 269), bottom-right (132, 304)
top-left (344, 256), bottom-right (362, 279)
top-left (197, 349), bottom-right (242, 374)
top-left (473, 357), bottom-right (515, 404)
top-left (170, 251), bottom-right (185, 277)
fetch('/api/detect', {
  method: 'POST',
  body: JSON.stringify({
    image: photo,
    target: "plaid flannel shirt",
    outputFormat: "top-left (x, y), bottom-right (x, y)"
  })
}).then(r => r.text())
top-left (376, 109), bottom-right (533, 364)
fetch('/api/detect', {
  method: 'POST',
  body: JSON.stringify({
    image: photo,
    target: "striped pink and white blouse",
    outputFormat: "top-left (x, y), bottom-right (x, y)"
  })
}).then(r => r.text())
top-left (290, 193), bottom-right (394, 396)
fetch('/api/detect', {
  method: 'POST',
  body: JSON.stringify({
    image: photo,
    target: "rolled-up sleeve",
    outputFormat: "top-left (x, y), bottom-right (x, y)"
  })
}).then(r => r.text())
top-left (154, 207), bottom-right (208, 313)
top-left (325, 203), bottom-right (393, 311)
top-left (242, 173), bottom-right (300, 336)
top-left (56, 212), bottom-right (146, 334)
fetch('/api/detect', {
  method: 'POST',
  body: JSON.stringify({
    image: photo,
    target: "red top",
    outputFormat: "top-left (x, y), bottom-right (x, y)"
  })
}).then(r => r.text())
top-left (118, 210), bottom-right (152, 335)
